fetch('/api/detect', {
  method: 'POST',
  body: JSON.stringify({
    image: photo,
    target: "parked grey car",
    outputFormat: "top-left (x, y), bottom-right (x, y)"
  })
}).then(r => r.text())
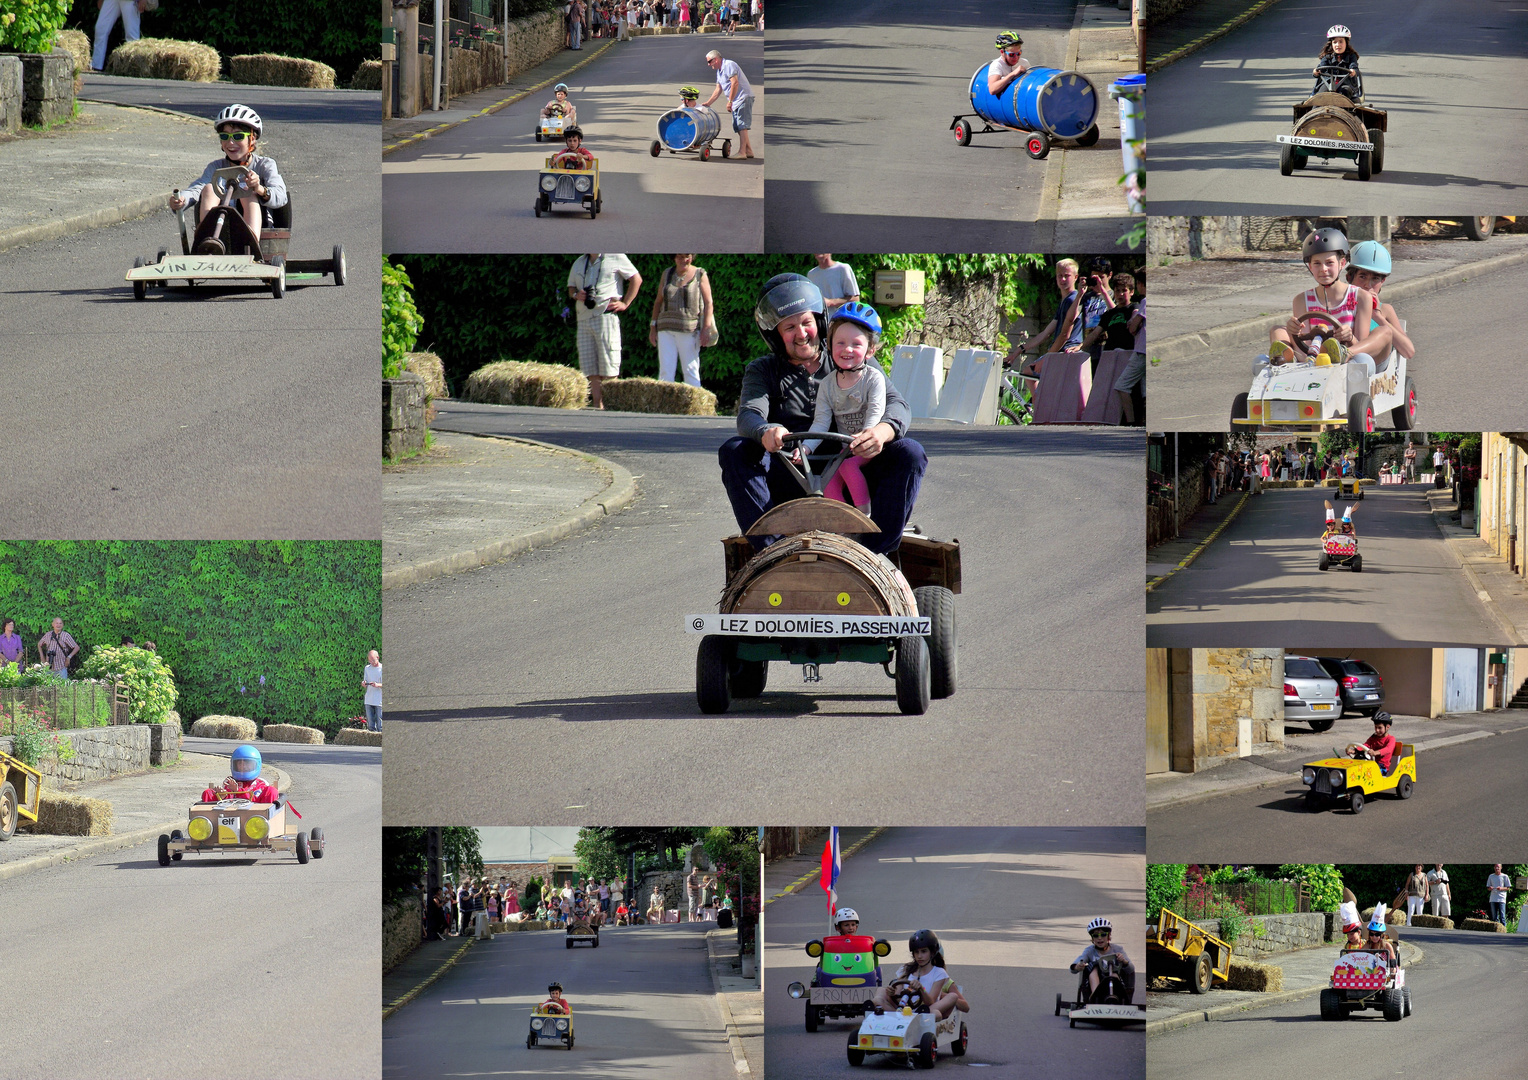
top-left (1285, 655), bottom-right (1342, 732)
top-left (1315, 656), bottom-right (1386, 716)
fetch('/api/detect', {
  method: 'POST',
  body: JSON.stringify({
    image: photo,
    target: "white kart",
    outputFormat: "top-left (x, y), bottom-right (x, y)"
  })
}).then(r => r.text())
top-left (1232, 312), bottom-right (1415, 433)
top-left (847, 979), bottom-right (968, 1069)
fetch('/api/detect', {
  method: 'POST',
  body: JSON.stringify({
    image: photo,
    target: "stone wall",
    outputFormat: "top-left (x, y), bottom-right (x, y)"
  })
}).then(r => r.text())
top-left (20, 50), bottom-right (76, 127)
top-left (904, 274), bottom-right (1003, 356)
top-left (1141, 0), bottom-right (1202, 26)
top-left (419, 11), bottom-right (563, 106)
top-left (1194, 648), bottom-right (1284, 762)
top-left (1190, 912), bottom-right (1328, 959)
top-left (384, 894), bottom-right (423, 974)
top-left (0, 55), bottom-right (22, 135)
top-left (0, 722), bottom-right (179, 781)
top-left (384, 373), bottom-right (428, 458)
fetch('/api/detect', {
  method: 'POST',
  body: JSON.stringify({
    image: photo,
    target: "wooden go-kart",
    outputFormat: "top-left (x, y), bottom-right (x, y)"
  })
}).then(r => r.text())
top-left (158, 793), bottom-right (324, 865)
top-left (1277, 63), bottom-right (1387, 180)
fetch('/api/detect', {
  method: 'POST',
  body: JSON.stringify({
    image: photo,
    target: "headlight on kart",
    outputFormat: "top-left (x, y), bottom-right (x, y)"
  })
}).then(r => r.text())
top-left (531, 1018), bottom-right (543, 1030)
top-left (805, 940), bottom-right (824, 958)
top-left (1329, 769), bottom-right (1345, 787)
top-left (540, 174), bottom-right (557, 191)
top-left (187, 816), bottom-right (213, 841)
top-left (244, 815), bottom-right (268, 840)
top-left (555, 1019), bottom-right (568, 1031)
top-left (1302, 768), bottom-right (1315, 785)
top-left (574, 176), bottom-right (592, 193)
top-left (788, 982), bottom-right (806, 999)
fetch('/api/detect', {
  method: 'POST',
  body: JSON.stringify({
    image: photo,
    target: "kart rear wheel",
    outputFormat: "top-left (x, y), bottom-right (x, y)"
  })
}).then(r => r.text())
top-left (1025, 131), bottom-right (1050, 160)
top-left (1381, 987), bottom-right (1403, 1021)
top-left (157, 834), bottom-right (171, 866)
top-left (1280, 142), bottom-right (1295, 176)
top-left (650, 139), bottom-right (660, 156)
top-left (722, 140), bottom-right (731, 158)
top-left (953, 119), bottom-right (972, 146)
top-left (1320, 988), bottom-right (1344, 1020)
top-left (1191, 951), bottom-right (1212, 994)
top-left (1055, 992), bottom-right (1064, 1017)
top-left (1348, 790), bottom-right (1365, 815)
top-left (270, 255), bottom-right (286, 300)
top-left (1356, 149), bottom-right (1372, 181)
top-left (1292, 151), bottom-right (1307, 170)
top-left (536, 132), bottom-right (543, 143)
top-left (1352, 554), bottom-right (1362, 573)
top-left (156, 248), bottom-right (168, 263)
top-left (170, 828), bottom-right (184, 860)
top-left (730, 658), bottom-right (768, 699)
top-left (566, 938), bottom-right (573, 949)
top-left (1369, 128), bottom-right (1385, 174)
top-left (566, 1033), bottom-right (574, 1049)
top-left (1396, 775), bottom-right (1413, 799)
top-left (1231, 392), bottom-right (1249, 427)
top-left (310, 825), bottom-right (325, 858)
top-left (295, 830), bottom-right (310, 864)
top-left (847, 1029), bottom-right (864, 1066)
top-left (951, 1022), bottom-right (968, 1056)
top-left (1319, 553), bottom-right (1330, 571)
top-left (527, 1035), bottom-right (535, 1049)
top-left (697, 635), bottom-right (732, 714)
top-left (914, 586), bottom-right (956, 700)
top-left (1346, 392), bottom-right (1374, 433)
top-left (805, 1004), bottom-right (820, 1032)
top-left (1076, 124), bottom-right (1100, 146)
top-left (1403, 986), bottom-right (1412, 1016)
top-left (332, 245), bottom-right (347, 287)
top-left (1464, 216), bottom-right (1495, 240)
top-left (700, 146), bottom-right (711, 161)
top-left (895, 635), bottom-right (931, 716)
top-left (132, 257), bottom-right (147, 301)
top-left (1392, 376), bottom-right (1416, 430)
top-left (915, 1032), bottom-right (936, 1069)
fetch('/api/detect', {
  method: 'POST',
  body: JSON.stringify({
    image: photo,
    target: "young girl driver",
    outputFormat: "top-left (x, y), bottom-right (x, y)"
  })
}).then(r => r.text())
top-left (1314, 24), bottom-right (1363, 103)
top-left (802, 303), bottom-right (888, 515)
top-left (874, 929), bottom-right (968, 1020)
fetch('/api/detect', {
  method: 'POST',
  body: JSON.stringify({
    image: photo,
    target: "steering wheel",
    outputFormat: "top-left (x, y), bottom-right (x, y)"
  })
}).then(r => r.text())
top-left (774, 431), bottom-right (858, 497)
top-left (1285, 311), bottom-right (1344, 355)
top-left (885, 977), bottom-right (929, 1011)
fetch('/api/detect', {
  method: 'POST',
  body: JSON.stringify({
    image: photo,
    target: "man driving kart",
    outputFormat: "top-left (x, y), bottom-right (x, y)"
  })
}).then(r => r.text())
top-left (1346, 711), bottom-right (1398, 775)
top-left (719, 274), bottom-right (927, 557)
top-left (199, 743), bottom-right (277, 804)
top-left (1071, 917), bottom-right (1135, 1003)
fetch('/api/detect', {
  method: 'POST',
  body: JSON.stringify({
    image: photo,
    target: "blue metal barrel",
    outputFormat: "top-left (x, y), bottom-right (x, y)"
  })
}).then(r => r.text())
top-left (656, 106), bottom-right (722, 152)
top-left (968, 64), bottom-right (1099, 139)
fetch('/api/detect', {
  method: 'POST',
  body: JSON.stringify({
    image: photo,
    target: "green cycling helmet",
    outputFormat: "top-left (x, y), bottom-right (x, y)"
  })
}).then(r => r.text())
top-left (1348, 240), bottom-right (1392, 275)
top-left (995, 31), bottom-right (1023, 49)
top-left (680, 85), bottom-right (701, 98)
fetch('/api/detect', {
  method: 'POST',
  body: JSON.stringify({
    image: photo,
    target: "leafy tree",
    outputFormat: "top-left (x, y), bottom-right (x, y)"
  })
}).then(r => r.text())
top-left (574, 827), bottom-right (627, 883)
top-left (383, 257), bottom-right (423, 378)
top-left (383, 827), bottom-right (484, 903)
top-left (1146, 864), bottom-right (1186, 918)
top-left (1276, 864), bottom-right (1344, 912)
top-left (702, 826), bottom-right (760, 912)
top-left (78, 645), bottom-right (177, 724)
top-left (2, 0), bottom-right (70, 53)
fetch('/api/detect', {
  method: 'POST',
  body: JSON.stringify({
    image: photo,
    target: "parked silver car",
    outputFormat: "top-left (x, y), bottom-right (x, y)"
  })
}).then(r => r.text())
top-left (1285, 655), bottom-right (1342, 732)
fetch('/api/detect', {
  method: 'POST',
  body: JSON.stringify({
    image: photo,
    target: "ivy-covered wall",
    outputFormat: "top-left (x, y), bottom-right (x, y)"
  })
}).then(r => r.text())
top-left (0, 541), bottom-right (380, 737)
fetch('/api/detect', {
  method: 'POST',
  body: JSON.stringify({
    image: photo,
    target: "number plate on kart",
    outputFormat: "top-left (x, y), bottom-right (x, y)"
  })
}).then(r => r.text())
top-left (687, 614), bottom-right (930, 637)
top-left (1276, 134), bottom-right (1374, 151)
top-left (810, 987), bottom-right (875, 1006)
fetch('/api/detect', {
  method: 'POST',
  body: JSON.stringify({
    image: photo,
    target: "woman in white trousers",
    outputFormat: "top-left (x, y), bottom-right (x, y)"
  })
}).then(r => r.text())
top-left (93, 0), bottom-right (150, 72)
top-left (648, 253), bottom-right (714, 387)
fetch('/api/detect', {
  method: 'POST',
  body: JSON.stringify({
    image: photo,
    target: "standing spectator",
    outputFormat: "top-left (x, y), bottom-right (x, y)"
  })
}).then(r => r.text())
top-left (505, 882), bottom-right (521, 917)
top-left (1486, 864), bottom-right (1510, 926)
top-left (427, 888), bottom-right (449, 940)
top-left (568, 254), bottom-right (643, 409)
top-left (702, 49), bottom-right (756, 158)
top-left (1076, 258), bottom-right (1112, 376)
top-left (1404, 442), bottom-right (1417, 482)
top-left (486, 887), bottom-right (499, 924)
top-left (687, 866), bottom-right (701, 921)
top-left (1011, 260), bottom-right (1083, 371)
top-left (92, 0), bottom-right (151, 73)
top-left (39, 617), bottom-right (79, 679)
top-left (1432, 444), bottom-right (1446, 488)
top-left (807, 254), bottom-right (860, 318)
top-left (570, 0), bottom-right (585, 49)
top-left (648, 253), bottom-right (714, 388)
top-left (1403, 864), bottom-right (1429, 925)
top-left (680, 0), bottom-right (691, 29)
top-left (0, 618), bottom-right (26, 671)
top-left (599, 879), bottom-right (611, 916)
top-left (1426, 864), bottom-right (1450, 919)
top-left (755, 0), bottom-right (763, 30)
top-left (362, 649), bottom-right (383, 732)
top-left (610, 876), bottom-right (624, 915)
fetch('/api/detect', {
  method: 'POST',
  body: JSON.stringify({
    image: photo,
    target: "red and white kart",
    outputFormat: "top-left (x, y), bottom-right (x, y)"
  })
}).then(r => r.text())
top-left (1320, 948), bottom-right (1410, 1021)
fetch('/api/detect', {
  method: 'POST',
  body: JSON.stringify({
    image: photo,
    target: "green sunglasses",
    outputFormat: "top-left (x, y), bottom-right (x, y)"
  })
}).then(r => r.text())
top-left (217, 131), bottom-right (252, 142)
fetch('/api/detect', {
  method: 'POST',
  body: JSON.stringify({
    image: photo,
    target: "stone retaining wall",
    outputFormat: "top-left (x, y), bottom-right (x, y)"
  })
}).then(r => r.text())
top-left (1142, 0), bottom-right (1202, 25)
top-left (419, 11), bottom-right (563, 105)
top-left (384, 372), bottom-right (428, 458)
top-left (1191, 912), bottom-right (1328, 959)
top-left (384, 894), bottom-right (423, 974)
top-left (0, 55), bottom-right (22, 135)
top-left (0, 722), bottom-right (180, 783)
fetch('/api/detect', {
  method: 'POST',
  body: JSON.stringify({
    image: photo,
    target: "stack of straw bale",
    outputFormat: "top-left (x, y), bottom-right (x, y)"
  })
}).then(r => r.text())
top-left (1460, 917), bottom-right (1505, 932)
top-left (351, 60), bottom-right (383, 91)
top-left (189, 715), bottom-right (258, 740)
top-left (463, 361), bottom-right (588, 409)
top-left (406, 352), bottom-right (448, 399)
top-left (1225, 958), bottom-right (1283, 992)
top-left (601, 377), bottom-right (717, 416)
top-left (261, 724), bottom-right (324, 744)
top-left (335, 728), bottom-right (382, 746)
top-left (229, 54), bottom-right (336, 89)
top-left (54, 29), bottom-right (90, 89)
top-left (107, 39), bottom-right (221, 82)
top-left (32, 791), bottom-right (113, 836)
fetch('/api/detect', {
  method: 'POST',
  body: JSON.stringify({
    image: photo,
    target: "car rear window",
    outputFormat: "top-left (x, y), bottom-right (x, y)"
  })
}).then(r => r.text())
top-left (1285, 659), bottom-right (1327, 679)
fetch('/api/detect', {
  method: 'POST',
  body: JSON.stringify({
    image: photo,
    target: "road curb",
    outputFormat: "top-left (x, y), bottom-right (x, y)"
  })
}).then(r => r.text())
top-left (0, 192), bottom-right (171, 255)
top-left (1146, 0), bottom-right (1288, 74)
top-left (705, 927), bottom-right (757, 1075)
top-left (381, 433), bottom-right (638, 591)
top-left (383, 937), bottom-right (476, 1022)
top-left (383, 39), bottom-right (620, 156)
top-left (1423, 491), bottom-right (1521, 642)
top-left (765, 827), bottom-right (885, 906)
top-left (1147, 492), bottom-right (1248, 592)
top-left (1151, 247), bottom-right (1528, 364)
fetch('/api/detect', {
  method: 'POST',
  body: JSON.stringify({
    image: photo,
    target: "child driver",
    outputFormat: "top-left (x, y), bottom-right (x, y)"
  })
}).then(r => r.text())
top-left (170, 104), bottom-right (286, 253)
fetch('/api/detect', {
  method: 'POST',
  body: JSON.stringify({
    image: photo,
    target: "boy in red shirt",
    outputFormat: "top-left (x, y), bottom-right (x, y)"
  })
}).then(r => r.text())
top-left (551, 127), bottom-right (595, 170)
top-left (1347, 712), bottom-right (1397, 774)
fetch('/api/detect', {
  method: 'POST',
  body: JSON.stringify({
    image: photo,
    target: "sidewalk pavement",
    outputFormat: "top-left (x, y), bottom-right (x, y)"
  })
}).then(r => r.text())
top-left (1049, 2), bottom-right (1143, 245)
top-left (383, 928), bottom-right (476, 1019)
top-left (1147, 491), bottom-right (1247, 589)
top-left (1144, 0), bottom-right (1288, 73)
top-left (0, 99), bottom-right (209, 252)
top-left (1148, 707), bottom-right (1528, 810)
top-left (1151, 235), bottom-right (1528, 361)
top-left (1425, 486), bottom-right (1528, 644)
top-left (706, 924), bottom-right (762, 1076)
top-left (382, 430), bottom-right (635, 590)
top-left (1146, 938), bottom-right (1422, 1035)
top-left (0, 750), bottom-right (290, 881)
top-left (765, 827), bottom-right (884, 902)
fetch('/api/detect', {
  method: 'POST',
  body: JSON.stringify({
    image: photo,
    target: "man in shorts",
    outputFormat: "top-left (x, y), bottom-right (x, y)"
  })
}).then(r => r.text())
top-left (807, 254), bottom-right (860, 318)
top-left (703, 49), bottom-right (755, 158)
top-left (568, 254), bottom-right (643, 409)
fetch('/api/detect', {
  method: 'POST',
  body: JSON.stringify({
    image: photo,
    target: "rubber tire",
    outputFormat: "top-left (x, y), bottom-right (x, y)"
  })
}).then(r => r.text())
top-left (701, 146), bottom-right (710, 161)
top-left (1347, 392), bottom-right (1374, 433)
top-left (567, 1033), bottom-right (574, 1049)
top-left (1319, 553), bottom-right (1330, 571)
top-left (1403, 986), bottom-right (1412, 1016)
top-left (730, 658), bottom-right (768, 699)
top-left (1076, 124), bottom-right (1100, 146)
top-left (310, 825), bottom-right (325, 858)
top-left (1349, 790), bottom-right (1365, 815)
top-left (1356, 148), bottom-right (1372, 181)
top-left (332, 245), bottom-right (347, 286)
top-left (847, 1029), bottom-right (865, 1066)
top-left (527, 1035), bottom-right (535, 1049)
top-left (1025, 131), bottom-right (1050, 160)
top-left (1381, 987), bottom-right (1403, 1021)
top-left (1280, 142), bottom-right (1295, 176)
top-left (1392, 376), bottom-right (1416, 430)
top-left (1305, 792), bottom-right (1325, 812)
top-left (1320, 988), bottom-right (1343, 1020)
top-left (697, 635), bottom-right (732, 714)
top-left (270, 256), bottom-right (286, 300)
top-left (1397, 775), bottom-right (1413, 799)
top-left (566, 938), bottom-right (573, 949)
top-left (1191, 951), bottom-right (1212, 994)
top-left (951, 1022), bottom-right (967, 1056)
top-left (954, 119), bottom-right (972, 146)
top-left (158, 834), bottom-right (171, 866)
top-left (1464, 216), bottom-right (1495, 240)
top-left (914, 585), bottom-right (957, 700)
top-left (170, 827), bottom-right (185, 860)
top-left (1055, 992), bottom-right (1064, 1016)
top-left (999, 404), bottom-right (1027, 425)
top-left (915, 1032), bottom-right (936, 1070)
top-left (650, 139), bottom-right (661, 156)
top-left (1232, 392), bottom-right (1249, 426)
top-left (593, 935), bottom-right (600, 948)
top-left (1352, 554), bottom-right (1362, 573)
top-left (295, 830), bottom-right (310, 864)
top-left (895, 635), bottom-right (931, 716)
top-left (805, 1004), bottom-right (820, 1032)
top-left (1293, 151), bottom-right (1307, 170)
top-left (133, 257), bottom-right (147, 301)
top-left (722, 140), bottom-right (731, 158)
top-left (1309, 715), bottom-right (1336, 733)
top-left (1369, 128), bottom-right (1384, 174)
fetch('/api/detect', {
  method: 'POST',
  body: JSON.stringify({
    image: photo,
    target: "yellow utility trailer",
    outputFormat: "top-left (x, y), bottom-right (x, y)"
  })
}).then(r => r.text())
top-left (1147, 908), bottom-right (1232, 994)
top-left (0, 749), bottom-right (43, 840)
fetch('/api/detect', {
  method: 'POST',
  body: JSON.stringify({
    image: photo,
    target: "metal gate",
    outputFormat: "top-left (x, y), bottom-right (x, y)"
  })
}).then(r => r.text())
top-left (1442, 648), bottom-right (1481, 713)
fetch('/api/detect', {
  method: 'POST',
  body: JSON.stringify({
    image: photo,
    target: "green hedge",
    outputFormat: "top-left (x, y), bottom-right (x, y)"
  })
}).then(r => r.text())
top-left (2, 0), bottom-right (70, 54)
top-left (1147, 863), bottom-right (1187, 920)
top-left (0, 541), bottom-right (379, 739)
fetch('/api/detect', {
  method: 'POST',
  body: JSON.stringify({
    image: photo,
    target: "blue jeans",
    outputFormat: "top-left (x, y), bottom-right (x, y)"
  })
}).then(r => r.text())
top-left (1489, 901), bottom-right (1507, 925)
top-left (718, 435), bottom-right (927, 556)
top-left (365, 703), bottom-right (382, 731)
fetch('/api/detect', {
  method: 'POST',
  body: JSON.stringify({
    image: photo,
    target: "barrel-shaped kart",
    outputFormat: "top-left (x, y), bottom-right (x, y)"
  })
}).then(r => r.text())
top-left (952, 65), bottom-right (1100, 159)
top-left (650, 105), bottom-right (731, 161)
top-left (687, 433), bottom-right (958, 716)
top-left (1276, 64), bottom-right (1387, 180)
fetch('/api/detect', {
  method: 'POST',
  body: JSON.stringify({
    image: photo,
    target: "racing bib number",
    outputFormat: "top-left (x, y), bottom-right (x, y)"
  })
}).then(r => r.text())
top-left (809, 987), bottom-right (874, 1005)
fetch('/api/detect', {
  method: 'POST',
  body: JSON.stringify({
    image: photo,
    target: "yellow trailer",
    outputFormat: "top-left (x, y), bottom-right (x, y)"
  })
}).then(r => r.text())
top-left (1, 750), bottom-right (43, 840)
top-left (1147, 907), bottom-right (1232, 994)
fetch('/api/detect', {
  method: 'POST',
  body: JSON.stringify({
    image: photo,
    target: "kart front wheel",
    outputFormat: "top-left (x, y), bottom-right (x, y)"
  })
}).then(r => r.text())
top-left (527, 1035), bottom-right (535, 1049)
top-left (1348, 790), bottom-right (1365, 815)
top-left (1024, 131), bottom-right (1050, 159)
top-left (1356, 148), bottom-right (1372, 181)
top-left (1381, 987), bottom-right (1404, 1021)
top-left (895, 635), bottom-right (931, 716)
top-left (1370, 128), bottom-right (1385, 174)
top-left (722, 140), bottom-right (731, 158)
top-left (1231, 392), bottom-right (1249, 427)
top-left (951, 1022), bottom-right (968, 1057)
top-left (1319, 553), bottom-right (1330, 571)
top-left (157, 833), bottom-right (171, 866)
top-left (1320, 988), bottom-right (1344, 1020)
top-left (1055, 992), bottom-right (1064, 1017)
top-left (805, 1004), bottom-right (820, 1032)
top-left (953, 119), bottom-right (972, 146)
top-left (332, 245), bottom-right (347, 287)
top-left (1280, 142), bottom-right (1295, 176)
top-left (1075, 124), bottom-right (1100, 146)
top-left (132, 257), bottom-right (147, 301)
top-left (649, 139), bottom-right (660, 156)
top-left (697, 635), bottom-right (732, 714)
top-left (847, 1030), bottom-right (865, 1066)
top-left (915, 1032), bottom-right (936, 1069)
top-left (310, 825), bottom-right (325, 858)
top-left (295, 830), bottom-right (310, 863)
top-left (270, 255), bottom-right (286, 300)
top-left (1397, 775), bottom-right (1413, 799)
top-left (1352, 554), bottom-right (1362, 573)
top-left (1392, 376), bottom-right (1416, 430)
top-left (914, 586), bottom-right (957, 700)
top-left (1347, 392), bottom-right (1374, 433)
top-left (1191, 951), bottom-right (1212, 994)
top-left (1403, 986), bottom-right (1412, 1016)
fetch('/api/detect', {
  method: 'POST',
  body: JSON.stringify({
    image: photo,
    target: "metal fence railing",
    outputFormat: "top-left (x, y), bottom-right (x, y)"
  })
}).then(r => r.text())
top-left (1180, 879), bottom-right (1310, 920)
top-left (1, 682), bottom-right (131, 733)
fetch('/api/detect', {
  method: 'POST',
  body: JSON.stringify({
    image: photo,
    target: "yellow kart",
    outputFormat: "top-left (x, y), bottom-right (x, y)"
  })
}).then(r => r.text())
top-left (527, 1002), bottom-right (574, 1050)
top-left (1301, 743), bottom-right (1415, 814)
top-left (535, 156), bottom-right (601, 219)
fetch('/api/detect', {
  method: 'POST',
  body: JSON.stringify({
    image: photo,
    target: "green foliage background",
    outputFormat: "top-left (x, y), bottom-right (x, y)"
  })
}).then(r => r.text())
top-left (393, 254), bottom-right (1128, 408)
top-left (383, 257), bottom-right (423, 378)
top-left (1, 0), bottom-right (70, 54)
top-left (64, 0), bottom-right (383, 79)
top-left (0, 541), bottom-right (380, 738)
top-left (1146, 863), bottom-right (1187, 918)
top-left (383, 827), bottom-right (486, 903)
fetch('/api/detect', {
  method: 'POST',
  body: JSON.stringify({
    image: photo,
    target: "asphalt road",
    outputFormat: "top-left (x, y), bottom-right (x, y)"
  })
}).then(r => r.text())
top-left (382, 403), bottom-right (1143, 824)
top-left (0, 739), bottom-right (382, 1080)
top-left (383, 920), bottom-right (734, 1079)
top-left (383, 35), bottom-right (763, 253)
top-left (1147, 927), bottom-right (1528, 1080)
top-left (765, 0), bottom-right (1126, 251)
top-left (1146, 258), bottom-right (1528, 431)
top-left (1151, 0), bottom-right (1528, 214)
top-left (0, 74), bottom-right (380, 538)
top-left (1147, 726), bottom-right (1528, 862)
top-left (1146, 484), bottom-right (1508, 647)
top-left (764, 827), bottom-right (1145, 1079)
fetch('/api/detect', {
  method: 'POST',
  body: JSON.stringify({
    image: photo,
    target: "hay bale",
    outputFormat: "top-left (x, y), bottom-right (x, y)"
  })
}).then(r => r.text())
top-left (1408, 914), bottom-right (1453, 930)
top-left (1460, 917), bottom-right (1506, 933)
top-left (189, 715), bottom-right (258, 740)
top-left (229, 53), bottom-right (336, 90)
top-left (602, 377), bottom-right (718, 416)
top-left (55, 29), bottom-right (90, 86)
top-left (463, 360), bottom-right (588, 409)
top-left (406, 352), bottom-right (448, 399)
top-left (1225, 959), bottom-right (1284, 992)
top-left (262, 723), bottom-right (324, 745)
top-left (335, 728), bottom-right (382, 747)
top-left (106, 38), bottom-right (221, 82)
top-left (351, 59), bottom-right (383, 90)
top-left (28, 791), bottom-right (113, 836)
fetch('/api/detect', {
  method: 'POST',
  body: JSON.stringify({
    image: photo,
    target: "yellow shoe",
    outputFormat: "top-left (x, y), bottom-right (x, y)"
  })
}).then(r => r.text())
top-left (1319, 338), bottom-right (1349, 365)
top-left (1268, 340), bottom-right (1293, 363)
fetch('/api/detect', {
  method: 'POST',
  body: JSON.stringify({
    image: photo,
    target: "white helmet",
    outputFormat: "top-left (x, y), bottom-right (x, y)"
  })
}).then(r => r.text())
top-left (834, 907), bottom-right (860, 926)
top-left (1326, 24), bottom-right (1351, 39)
top-left (1087, 917), bottom-right (1113, 933)
top-left (215, 103), bottom-right (262, 137)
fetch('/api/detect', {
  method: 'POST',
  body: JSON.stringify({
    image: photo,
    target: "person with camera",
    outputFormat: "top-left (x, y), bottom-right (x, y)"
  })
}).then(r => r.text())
top-left (39, 617), bottom-right (80, 679)
top-left (567, 254), bottom-right (643, 409)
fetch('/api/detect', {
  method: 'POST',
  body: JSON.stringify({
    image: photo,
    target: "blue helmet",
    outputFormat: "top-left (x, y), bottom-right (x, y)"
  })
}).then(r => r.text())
top-left (1349, 241), bottom-right (1392, 276)
top-left (231, 744), bottom-right (262, 782)
top-left (1367, 906), bottom-right (1387, 933)
top-left (829, 301), bottom-right (883, 338)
